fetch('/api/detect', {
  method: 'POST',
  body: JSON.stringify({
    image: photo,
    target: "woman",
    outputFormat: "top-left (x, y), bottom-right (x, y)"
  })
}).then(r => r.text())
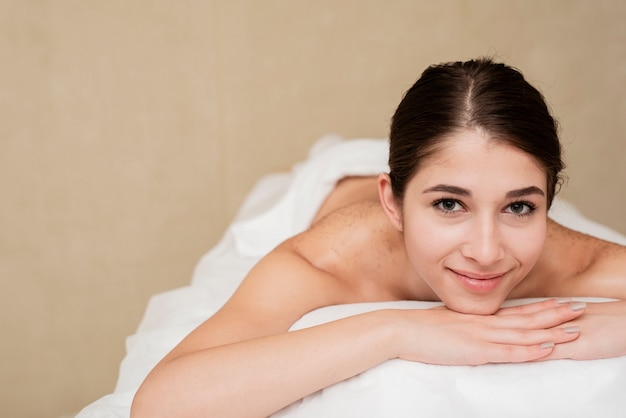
top-left (131, 58), bottom-right (626, 418)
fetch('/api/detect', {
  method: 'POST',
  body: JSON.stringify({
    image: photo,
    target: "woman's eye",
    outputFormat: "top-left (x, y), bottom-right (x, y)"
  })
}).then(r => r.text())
top-left (435, 199), bottom-right (463, 213)
top-left (505, 202), bottom-right (535, 216)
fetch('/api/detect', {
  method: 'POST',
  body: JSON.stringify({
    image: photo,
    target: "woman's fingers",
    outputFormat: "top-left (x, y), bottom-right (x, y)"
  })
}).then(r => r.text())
top-left (482, 323), bottom-right (580, 346)
top-left (405, 302), bottom-right (587, 366)
top-left (489, 301), bottom-right (586, 330)
top-left (473, 302), bottom-right (585, 363)
top-left (496, 298), bottom-right (569, 316)
top-left (448, 320), bottom-right (581, 365)
top-left (478, 342), bottom-right (556, 364)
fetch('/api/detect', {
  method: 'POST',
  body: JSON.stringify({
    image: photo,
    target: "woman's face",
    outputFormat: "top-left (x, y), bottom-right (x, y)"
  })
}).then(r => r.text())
top-left (390, 129), bottom-right (548, 314)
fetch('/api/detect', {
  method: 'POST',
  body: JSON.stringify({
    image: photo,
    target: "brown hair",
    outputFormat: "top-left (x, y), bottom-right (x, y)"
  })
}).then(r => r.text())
top-left (389, 58), bottom-right (564, 207)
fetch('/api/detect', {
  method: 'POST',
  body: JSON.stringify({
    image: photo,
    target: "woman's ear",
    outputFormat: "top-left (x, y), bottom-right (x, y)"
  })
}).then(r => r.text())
top-left (378, 173), bottom-right (403, 231)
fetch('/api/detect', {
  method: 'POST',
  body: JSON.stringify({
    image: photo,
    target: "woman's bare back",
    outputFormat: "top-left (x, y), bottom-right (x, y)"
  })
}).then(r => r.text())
top-left (312, 176), bottom-right (381, 224)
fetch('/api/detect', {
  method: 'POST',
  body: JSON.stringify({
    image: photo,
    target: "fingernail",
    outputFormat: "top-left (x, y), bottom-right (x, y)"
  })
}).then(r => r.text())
top-left (540, 342), bottom-right (555, 349)
top-left (563, 326), bottom-right (580, 334)
top-left (570, 302), bottom-right (586, 312)
top-left (556, 297), bottom-right (572, 304)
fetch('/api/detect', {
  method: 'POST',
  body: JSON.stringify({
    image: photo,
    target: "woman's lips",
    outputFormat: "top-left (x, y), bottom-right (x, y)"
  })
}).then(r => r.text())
top-left (450, 269), bottom-right (505, 293)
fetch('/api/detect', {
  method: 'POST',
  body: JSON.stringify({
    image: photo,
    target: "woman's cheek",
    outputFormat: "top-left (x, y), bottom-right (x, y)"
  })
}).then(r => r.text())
top-left (524, 224), bottom-right (547, 267)
top-left (505, 220), bottom-right (547, 271)
top-left (404, 218), bottom-right (461, 265)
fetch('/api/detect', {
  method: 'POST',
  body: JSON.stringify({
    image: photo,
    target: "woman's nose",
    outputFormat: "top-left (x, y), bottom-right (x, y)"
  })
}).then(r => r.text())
top-left (460, 217), bottom-right (505, 265)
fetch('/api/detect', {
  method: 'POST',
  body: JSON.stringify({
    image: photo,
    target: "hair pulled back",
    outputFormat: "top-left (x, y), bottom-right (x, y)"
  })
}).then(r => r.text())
top-left (388, 58), bottom-right (564, 207)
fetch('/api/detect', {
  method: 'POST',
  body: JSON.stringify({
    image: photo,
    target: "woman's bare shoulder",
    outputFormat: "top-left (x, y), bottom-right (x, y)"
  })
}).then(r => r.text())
top-left (290, 200), bottom-right (406, 300)
top-left (520, 219), bottom-right (626, 298)
top-left (293, 200), bottom-right (393, 259)
top-left (166, 231), bottom-right (360, 360)
top-left (203, 201), bottom-right (393, 338)
top-left (311, 176), bottom-right (380, 224)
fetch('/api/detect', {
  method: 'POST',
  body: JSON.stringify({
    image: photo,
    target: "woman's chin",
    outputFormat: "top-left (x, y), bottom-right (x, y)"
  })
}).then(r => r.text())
top-left (443, 298), bottom-right (504, 315)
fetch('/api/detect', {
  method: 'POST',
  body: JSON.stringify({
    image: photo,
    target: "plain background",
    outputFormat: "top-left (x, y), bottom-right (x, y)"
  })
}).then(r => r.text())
top-left (2, 1), bottom-right (625, 417)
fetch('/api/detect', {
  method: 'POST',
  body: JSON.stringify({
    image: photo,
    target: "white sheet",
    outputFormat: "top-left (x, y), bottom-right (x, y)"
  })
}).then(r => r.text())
top-left (77, 137), bottom-right (626, 417)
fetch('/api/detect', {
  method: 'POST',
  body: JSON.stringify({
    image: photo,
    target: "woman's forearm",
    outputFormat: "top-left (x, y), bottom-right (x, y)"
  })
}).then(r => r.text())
top-left (131, 310), bottom-right (399, 418)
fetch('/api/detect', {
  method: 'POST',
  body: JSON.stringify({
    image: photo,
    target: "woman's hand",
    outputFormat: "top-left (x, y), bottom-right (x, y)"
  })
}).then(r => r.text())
top-left (394, 299), bottom-right (585, 365)
top-left (538, 300), bottom-right (626, 361)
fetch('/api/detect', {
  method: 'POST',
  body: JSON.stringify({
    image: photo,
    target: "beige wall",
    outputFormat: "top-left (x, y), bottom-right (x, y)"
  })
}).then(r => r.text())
top-left (2, 1), bottom-right (625, 416)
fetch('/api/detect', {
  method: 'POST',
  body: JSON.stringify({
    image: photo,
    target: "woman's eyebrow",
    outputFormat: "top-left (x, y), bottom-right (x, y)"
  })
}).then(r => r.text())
top-left (423, 184), bottom-right (470, 196)
top-left (505, 186), bottom-right (545, 198)
top-left (423, 184), bottom-right (545, 198)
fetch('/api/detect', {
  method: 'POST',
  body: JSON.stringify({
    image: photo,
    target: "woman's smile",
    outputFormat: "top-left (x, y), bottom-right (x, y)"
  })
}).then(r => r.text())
top-left (447, 268), bottom-right (507, 293)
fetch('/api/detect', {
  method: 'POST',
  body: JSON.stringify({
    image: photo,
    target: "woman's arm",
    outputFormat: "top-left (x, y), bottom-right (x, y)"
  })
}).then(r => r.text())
top-left (131, 243), bottom-right (366, 418)
top-left (132, 307), bottom-right (400, 418)
top-left (130, 240), bottom-right (397, 417)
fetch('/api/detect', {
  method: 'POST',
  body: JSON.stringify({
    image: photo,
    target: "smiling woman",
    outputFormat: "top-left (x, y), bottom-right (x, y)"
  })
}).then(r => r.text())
top-left (130, 58), bottom-right (626, 418)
